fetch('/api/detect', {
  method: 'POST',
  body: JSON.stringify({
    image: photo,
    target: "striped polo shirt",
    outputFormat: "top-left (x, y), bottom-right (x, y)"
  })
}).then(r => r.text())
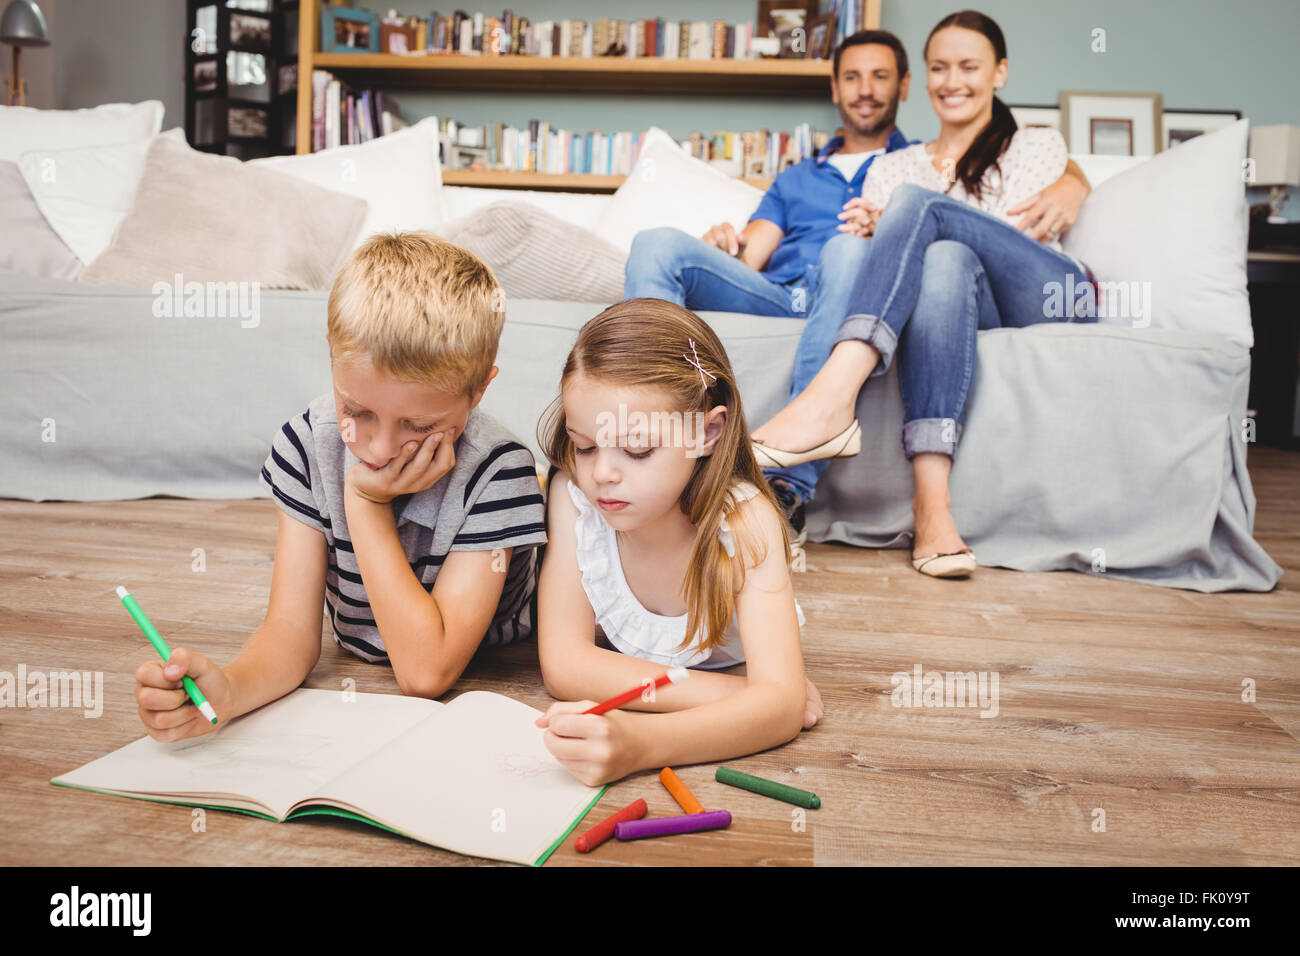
top-left (258, 392), bottom-right (547, 663)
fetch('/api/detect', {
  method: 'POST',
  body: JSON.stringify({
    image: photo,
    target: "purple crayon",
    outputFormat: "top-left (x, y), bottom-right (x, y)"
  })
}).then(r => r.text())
top-left (614, 810), bottom-right (732, 840)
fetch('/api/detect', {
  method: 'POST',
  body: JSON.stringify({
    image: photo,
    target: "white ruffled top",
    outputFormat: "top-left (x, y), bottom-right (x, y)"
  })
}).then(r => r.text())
top-left (567, 477), bottom-right (806, 670)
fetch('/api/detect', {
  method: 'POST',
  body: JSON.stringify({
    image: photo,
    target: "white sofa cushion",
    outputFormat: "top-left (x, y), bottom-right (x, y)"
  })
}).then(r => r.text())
top-left (594, 127), bottom-right (765, 253)
top-left (251, 117), bottom-right (444, 249)
top-left (1063, 120), bottom-right (1252, 348)
top-left (0, 101), bottom-right (164, 162)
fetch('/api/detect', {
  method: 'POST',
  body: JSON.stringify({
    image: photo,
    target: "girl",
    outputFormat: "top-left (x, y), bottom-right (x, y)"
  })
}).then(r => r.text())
top-left (751, 9), bottom-right (1097, 579)
top-left (534, 298), bottom-right (823, 787)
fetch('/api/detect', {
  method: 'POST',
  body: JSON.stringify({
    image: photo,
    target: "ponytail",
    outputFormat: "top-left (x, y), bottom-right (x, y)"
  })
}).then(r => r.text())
top-left (953, 94), bottom-right (1017, 201)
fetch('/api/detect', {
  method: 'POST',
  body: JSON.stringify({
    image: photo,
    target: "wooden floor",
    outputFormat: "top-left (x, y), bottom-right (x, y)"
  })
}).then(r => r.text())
top-left (1, 447), bottom-right (1297, 867)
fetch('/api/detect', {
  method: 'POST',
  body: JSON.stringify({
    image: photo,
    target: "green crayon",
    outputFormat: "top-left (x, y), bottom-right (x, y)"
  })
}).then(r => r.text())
top-left (716, 765), bottom-right (820, 809)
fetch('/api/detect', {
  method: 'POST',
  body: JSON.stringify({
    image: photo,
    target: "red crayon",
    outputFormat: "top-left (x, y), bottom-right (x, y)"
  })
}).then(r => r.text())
top-left (575, 798), bottom-right (648, 853)
top-left (583, 667), bottom-right (689, 716)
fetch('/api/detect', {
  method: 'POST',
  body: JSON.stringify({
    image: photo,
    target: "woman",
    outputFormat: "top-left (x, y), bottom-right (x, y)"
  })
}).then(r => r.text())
top-left (751, 9), bottom-right (1097, 578)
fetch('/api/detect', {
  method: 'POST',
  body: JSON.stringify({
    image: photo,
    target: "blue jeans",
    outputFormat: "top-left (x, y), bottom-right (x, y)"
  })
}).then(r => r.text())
top-left (830, 183), bottom-right (1096, 459)
top-left (624, 226), bottom-right (873, 502)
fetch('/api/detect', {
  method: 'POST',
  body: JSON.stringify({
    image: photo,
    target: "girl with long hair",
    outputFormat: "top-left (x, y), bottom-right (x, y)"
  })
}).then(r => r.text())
top-left (534, 297), bottom-right (822, 786)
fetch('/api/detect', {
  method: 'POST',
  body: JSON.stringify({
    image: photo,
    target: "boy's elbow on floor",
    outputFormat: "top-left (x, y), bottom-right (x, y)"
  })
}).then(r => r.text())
top-left (393, 666), bottom-right (456, 700)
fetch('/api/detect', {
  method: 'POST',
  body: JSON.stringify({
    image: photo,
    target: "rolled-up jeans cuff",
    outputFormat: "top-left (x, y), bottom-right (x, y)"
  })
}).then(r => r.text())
top-left (833, 313), bottom-right (898, 377)
top-left (903, 418), bottom-right (962, 459)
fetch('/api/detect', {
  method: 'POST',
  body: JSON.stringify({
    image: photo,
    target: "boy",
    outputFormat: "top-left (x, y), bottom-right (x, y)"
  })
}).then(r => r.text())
top-left (135, 233), bottom-right (546, 741)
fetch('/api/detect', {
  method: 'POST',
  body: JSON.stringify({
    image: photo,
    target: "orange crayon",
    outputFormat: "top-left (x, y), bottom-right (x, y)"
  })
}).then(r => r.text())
top-left (659, 767), bottom-right (706, 814)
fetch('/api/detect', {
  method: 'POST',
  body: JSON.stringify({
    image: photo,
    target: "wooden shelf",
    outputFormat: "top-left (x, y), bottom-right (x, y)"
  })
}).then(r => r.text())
top-left (441, 169), bottom-right (774, 192)
top-left (309, 52), bottom-right (833, 95)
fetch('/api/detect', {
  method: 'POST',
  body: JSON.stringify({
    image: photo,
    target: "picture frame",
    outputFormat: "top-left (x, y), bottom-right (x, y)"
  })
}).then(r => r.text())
top-left (380, 18), bottom-right (418, 55)
top-left (1162, 109), bottom-right (1242, 149)
top-left (772, 8), bottom-right (808, 59)
top-left (1008, 104), bottom-right (1059, 130)
top-left (320, 5), bottom-right (380, 54)
top-left (804, 13), bottom-right (837, 60)
top-left (193, 59), bottom-right (218, 94)
top-left (1059, 90), bottom-right (1163, 155)
top-left (756, 0), bottom-right (818, 37)
top-left (228, 12), bottom-right (272, 54)
top-left (227, 105), bottom-right (269, 140)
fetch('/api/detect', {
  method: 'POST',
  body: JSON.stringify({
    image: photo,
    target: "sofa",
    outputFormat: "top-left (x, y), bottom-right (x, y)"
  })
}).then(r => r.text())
top-left (0, 107), bottom-right (1282, 592)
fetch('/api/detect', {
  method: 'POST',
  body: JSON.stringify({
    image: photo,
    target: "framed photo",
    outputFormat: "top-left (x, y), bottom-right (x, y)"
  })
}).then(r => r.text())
top-left (227, 106), bottom-right (268, 140)
top-left (228, 12), bottom-right (272, 54)
top-left (1090, 118), bottom-right (1133, 155)
top-left (756, 0), bottom-right (818, 37)
top-left (1162, 109), bottom-right (1242, 149)
top-left (743, 155), bottom-right (769, 178)
top-left (772, 8), bottom-right (808, 58)
top-left (1008, 104), bottom-right (1059, 130)
top-left (380, 19), bottom-right (418, 55)
top-left (192, 59), bottom-right (218, 94)
top-left (804, 13), bottom-right (836, 60)
top-left (320, 6), bottom-right (380, 54)
top-left (1060, 90), bottom-right (1163, 155)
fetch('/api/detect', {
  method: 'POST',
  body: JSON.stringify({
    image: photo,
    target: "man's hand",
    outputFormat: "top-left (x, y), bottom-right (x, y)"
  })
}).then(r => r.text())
top-left (1008, 174), bottom-right (1089, 243)
top-left (345, 431), bottom-right (455, 504)
top-left (701, 222), bottom-right (748, 257)
top-left (838, 197), bottom-right (881, 238)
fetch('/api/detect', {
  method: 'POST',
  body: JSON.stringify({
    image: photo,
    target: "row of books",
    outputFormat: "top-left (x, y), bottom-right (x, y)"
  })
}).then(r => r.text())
top-left (310, 71), bottom-right (407, 151)
top-left (342, 11), bottom-right (806, 60)
top-left (439, 118), bottom-right (831, 179)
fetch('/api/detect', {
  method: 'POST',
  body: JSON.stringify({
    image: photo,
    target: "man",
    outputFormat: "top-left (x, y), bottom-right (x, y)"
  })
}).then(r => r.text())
top-left (623, 29), bottom-right (1090, 532)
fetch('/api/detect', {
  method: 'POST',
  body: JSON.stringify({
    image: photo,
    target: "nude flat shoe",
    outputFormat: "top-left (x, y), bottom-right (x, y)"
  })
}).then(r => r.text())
top-left (752, 419), bottom-right (862, 469)
top-left (910, 549), bottom-right (977, 578)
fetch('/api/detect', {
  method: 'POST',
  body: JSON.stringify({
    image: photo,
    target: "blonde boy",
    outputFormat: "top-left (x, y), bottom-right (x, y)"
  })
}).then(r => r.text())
top-left (135, 233), bottom-right (546, 740)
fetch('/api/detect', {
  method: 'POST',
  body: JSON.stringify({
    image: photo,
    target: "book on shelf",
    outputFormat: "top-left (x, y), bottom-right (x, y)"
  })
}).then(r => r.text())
top-left (311, 70), bottom-right (406, 150)
top-left (322, 10), bottom-right (837, 60)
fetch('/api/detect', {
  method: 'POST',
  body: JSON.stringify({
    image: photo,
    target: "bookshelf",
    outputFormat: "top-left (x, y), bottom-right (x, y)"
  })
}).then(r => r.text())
top-left (295, 2), bottom-right (882, 190)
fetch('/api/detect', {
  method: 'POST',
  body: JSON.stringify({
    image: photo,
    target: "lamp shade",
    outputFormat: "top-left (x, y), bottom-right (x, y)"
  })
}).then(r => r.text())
top-left (1250, 125), bottom-right (1300, 188)
top-left (1, 0), bottom-right (49, 46)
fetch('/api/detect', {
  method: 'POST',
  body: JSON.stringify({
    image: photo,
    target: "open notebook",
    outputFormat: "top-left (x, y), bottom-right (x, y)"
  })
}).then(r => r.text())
top-left (51, 688), bottom-right (605, 866)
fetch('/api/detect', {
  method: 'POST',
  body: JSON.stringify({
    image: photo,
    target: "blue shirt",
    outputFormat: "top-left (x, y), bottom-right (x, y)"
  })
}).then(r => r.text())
top-left (748, 128), bottom-right (915, 284)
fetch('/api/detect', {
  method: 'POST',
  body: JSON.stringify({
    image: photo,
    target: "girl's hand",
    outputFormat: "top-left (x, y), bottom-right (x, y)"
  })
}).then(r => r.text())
top-left (134, 647), bottom-right (233, 742)
top-left (803, 677), bottom-right (824, 729)
top-left (535, 700), bottom-right (648, 787)
top-left (345, 431), bottom-right (454, 505)
top-left (838, 197), bottom-right (881, 237)
top-left (1008, 174), bottom-right (1088, 243)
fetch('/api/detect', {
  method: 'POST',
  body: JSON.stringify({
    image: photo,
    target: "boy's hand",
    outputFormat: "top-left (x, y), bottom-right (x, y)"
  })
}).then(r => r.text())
top-left (345, 431), bottom-right (455, 505)
top-left (135, 647), bottom-right (232, 742)
top-left (803, 676), bottom-right (824, 729)
top-left (535, 701), bottom-right (647, 787)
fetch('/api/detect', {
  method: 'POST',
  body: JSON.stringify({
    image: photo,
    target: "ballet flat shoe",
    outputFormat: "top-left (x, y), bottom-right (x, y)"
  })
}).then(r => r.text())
top-left (910, 549), bottom-right (977, 578)
top-left (752, 419), bottom-right (862, 469)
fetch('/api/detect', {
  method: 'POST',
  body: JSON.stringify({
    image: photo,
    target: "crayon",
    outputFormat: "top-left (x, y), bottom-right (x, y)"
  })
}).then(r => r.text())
top-left (715, 765), bottom-right (820, 809)
top-left (659, 767), bottom-right (706, 814)
top-left (615, 810), bottom-right (732, 840)
top-left (583, 667), bottom-right (689, 716)
top-left (574, 798), bottom-right (647, 853)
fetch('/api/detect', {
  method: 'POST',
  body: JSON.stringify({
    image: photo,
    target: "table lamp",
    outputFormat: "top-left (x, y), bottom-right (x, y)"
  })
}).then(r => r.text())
top-left (1250, 124), bottom-right (1300, 224)
top-left (2, 0), bottom-right (48, 106)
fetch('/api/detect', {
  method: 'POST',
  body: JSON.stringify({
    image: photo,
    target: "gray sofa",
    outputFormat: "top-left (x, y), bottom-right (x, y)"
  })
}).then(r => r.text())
top-left (0, 275), bottom-right (1281, 592)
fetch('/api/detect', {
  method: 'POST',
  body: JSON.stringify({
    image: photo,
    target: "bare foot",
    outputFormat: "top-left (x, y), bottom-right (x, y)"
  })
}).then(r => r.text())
top-left (912, 502), bottom-right (968, 559)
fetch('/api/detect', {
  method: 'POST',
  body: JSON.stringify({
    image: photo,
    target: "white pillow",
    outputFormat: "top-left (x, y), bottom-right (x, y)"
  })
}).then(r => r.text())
top-left (18, 128), bottom-right (186, 265)
top-left (1063, 120), bottom-right (1251, 348)
top-left (251, 117), bottom-right (444, 248)
top-left (594, 127), bottom-right (765, 253)
top-left (0, 101), bottom-right (163, 162)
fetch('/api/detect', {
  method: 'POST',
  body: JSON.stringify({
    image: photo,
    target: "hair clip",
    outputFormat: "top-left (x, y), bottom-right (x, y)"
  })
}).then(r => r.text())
top-left (683, 338), bottom-right (717, 389)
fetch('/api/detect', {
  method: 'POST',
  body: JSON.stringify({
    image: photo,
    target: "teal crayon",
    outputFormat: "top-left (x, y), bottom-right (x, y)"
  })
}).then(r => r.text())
top-left (715, 765), bottom-right (819, 809)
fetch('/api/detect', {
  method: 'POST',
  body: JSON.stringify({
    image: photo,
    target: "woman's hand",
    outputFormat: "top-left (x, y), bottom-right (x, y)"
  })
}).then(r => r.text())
top-left (838, 197), bottom-right (881, 237)
top-left (344, 431), bottom-right (454, 504)
top-left (535, 700), bottom-right (649, 786)
top-left (803, 676), bottom-right (824, 729)
top-left (1008, 173), bottom-right (1088, 244)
